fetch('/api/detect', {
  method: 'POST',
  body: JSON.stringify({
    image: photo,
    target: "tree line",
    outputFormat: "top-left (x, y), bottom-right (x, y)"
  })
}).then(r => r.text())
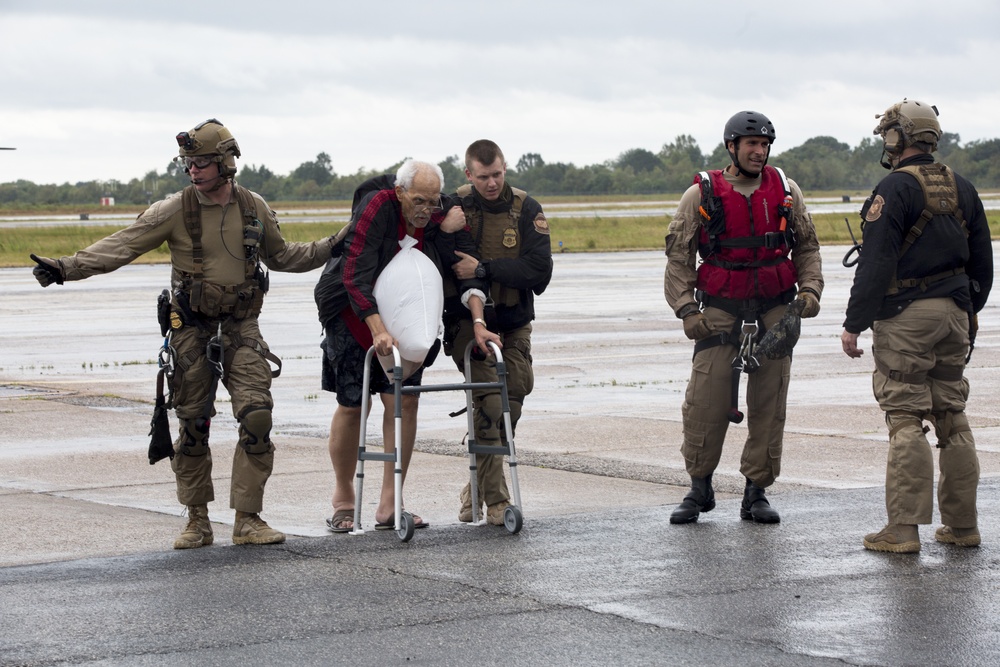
top-left (2, 133), bottom-right (998, 208)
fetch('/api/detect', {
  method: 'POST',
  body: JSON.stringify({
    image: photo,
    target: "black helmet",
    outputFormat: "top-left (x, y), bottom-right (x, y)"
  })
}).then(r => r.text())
top-left (723, 111), bottom-right (776, 146)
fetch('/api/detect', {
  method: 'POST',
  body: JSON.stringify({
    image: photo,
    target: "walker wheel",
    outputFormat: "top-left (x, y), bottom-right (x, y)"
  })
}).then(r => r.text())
top-left (503, 505), bottom-right (523, 534)
top-left (397, 511), bottom-right (415, 542)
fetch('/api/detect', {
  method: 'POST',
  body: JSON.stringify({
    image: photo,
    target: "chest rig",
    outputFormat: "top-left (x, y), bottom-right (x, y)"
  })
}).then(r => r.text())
top-left (884, 163), bottom-right (968, 295)
top-left (457, 184), bottom-right (525, 308)
top-left (179, 184), bottom-right (269, 320)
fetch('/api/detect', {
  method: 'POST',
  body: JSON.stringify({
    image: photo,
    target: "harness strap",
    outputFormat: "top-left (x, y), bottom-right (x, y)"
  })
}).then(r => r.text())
top-left (228, 332), bottom-right (283, 378)
top-left (928, 364), bottom-right (965, 382)
top-left (696, 288), bottom-right (795, 319)
top-left (931, 410), bottom-right (971, 449)
top-left (874, 358), bottom-right (965, 384)
top-left (181, 184), bottom-right (263, 302)
top-left (702, 254), bottom-right (790, 270)
top-left (886, 164), bottom-right (969, 296)
top-left (173, 330), bottom-right (282, 378)
top-left (875, 357), bottom-right (927, 384)
top-left (182, 187), bottom-right (204, 284)
top-left (886, 410), bottom-right (930, 438)
top-left (692, 318), bottom-right (743, 358)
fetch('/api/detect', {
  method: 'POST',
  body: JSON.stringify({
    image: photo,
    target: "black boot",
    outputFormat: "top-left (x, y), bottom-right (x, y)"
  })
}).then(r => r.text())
top-left (670, 474), bottom-right (715, 524)
top-left (741, 478), bottom-right (780, 524)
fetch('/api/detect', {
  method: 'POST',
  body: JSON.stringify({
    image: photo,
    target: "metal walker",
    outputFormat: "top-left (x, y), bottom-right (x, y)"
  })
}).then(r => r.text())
top-left (349, 340), bottom-right (524, 542)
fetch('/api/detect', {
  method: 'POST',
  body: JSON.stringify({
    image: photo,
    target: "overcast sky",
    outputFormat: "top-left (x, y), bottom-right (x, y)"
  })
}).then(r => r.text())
top-left (2, 0), bottom-right (998, 186)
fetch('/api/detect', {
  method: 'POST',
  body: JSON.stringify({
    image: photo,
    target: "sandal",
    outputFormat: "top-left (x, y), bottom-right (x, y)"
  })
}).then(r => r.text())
top-left (325, 508), bottom-right (354, 533)
top-left (374, 513), bottom-right (429, 530)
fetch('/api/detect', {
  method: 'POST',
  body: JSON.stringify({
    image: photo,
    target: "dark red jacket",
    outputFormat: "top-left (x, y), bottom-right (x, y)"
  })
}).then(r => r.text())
top-left (314, 178), bottom-right (480, 334)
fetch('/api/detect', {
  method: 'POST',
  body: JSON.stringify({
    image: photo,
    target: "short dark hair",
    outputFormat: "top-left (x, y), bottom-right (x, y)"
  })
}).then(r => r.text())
top-left (465, 139), bottom-right (505, 170)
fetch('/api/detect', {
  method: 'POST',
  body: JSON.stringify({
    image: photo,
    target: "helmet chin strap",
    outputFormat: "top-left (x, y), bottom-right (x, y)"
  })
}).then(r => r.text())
top-left (728, 144), bottom-right (768, 178)
top-left (187, 160), bottom-right (231, 192)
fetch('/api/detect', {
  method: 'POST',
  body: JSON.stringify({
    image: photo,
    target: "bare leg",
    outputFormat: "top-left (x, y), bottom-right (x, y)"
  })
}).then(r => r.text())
top-left (328, 403), bottom-right (362, 527)
top-left (375, 393), bottom-right (419, 524)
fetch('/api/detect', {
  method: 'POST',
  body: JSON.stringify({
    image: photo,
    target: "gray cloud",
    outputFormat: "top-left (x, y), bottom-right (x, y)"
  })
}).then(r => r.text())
top-left (2, 0), bottom-right (998, 184)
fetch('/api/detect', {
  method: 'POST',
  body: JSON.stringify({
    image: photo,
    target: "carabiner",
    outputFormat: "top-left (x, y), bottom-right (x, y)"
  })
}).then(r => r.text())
top-left (206, 323), bottom-right (225, 380)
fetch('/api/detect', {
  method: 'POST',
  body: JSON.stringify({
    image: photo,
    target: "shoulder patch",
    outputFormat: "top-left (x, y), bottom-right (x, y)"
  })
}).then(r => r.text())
top-left (865, 195), bottom-right (885, 222)
top-left (533, 212), bottom-right (550, 235)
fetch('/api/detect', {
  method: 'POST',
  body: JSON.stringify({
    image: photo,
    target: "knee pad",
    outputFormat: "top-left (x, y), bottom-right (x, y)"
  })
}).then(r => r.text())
top-left (885, 410), bottom-right (930, 439)
top-left (932, 410), bottom-right (971, 448)
top-left (473, 393), bottom-right (502, 441)
top-left (239, 407), bottom-right (272, 455)
top-left (179, 417), bottom-right (210, 456)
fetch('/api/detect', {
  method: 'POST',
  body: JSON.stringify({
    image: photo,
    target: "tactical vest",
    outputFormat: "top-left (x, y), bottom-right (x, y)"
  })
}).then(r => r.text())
top-left (694, 166), bottom-right (798, 301)
top-left (179, 184), bottom-right (267, 320)
top-left (457, 184), bottom-right (525, 308)
top-left (884, 163), bottom-right (968, 295)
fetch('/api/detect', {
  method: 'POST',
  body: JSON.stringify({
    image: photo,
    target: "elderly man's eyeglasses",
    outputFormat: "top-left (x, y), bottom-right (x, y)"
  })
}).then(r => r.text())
top-left (183, 156), bottom-right (217, 170)
top-left (409, 195), bottom-right (442, 213)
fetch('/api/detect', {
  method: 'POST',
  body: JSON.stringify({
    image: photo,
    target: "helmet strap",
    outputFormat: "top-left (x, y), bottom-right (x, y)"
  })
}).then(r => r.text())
top-left (728, 138), bottom-right (769, 178)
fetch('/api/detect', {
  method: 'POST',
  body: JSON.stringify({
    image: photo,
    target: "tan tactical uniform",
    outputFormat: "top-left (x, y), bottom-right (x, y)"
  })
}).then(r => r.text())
top-left (664, 171), bottom-right (823, 486)
top-left (873, 299), bottom-right (977, 526)
top-left (57, 185), bottom-right (331, 512)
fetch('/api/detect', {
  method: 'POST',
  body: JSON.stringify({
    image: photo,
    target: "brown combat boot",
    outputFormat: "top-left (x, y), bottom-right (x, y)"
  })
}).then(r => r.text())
top-left (935, 525), bottom-right (981, 547)
top-left (458, 483), bottom-right (484, 523)
top-left (486, 501), bottom-right (511, 526)
top-left (173, 504), bottom-right (213, 550)
top-left (863, 524), bottom-right (920, 553)
top-left (233, 511), bottom-right (286, 545)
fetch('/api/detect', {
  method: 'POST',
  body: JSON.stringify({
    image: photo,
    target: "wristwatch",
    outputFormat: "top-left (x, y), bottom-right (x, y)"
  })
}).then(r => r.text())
top-left (473, 318), bottom-right (488, 328)
top-left (474, 262), bottom-right (488, 280)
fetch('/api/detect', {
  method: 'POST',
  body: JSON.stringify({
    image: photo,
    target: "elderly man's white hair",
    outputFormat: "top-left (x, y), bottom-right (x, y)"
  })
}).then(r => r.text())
top-left (395, 159), bottom-right (445, 191)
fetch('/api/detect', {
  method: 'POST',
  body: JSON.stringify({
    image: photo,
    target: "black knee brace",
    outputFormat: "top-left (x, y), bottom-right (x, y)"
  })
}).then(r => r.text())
top-left (238, 407), bottom-right (272, 455)
top-left (178, 417), bottom-right (211, 456)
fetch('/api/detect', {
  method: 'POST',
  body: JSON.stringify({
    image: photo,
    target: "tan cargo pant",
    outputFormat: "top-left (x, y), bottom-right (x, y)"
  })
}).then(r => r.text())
top-left (168, 316), bottom-right (276, 513)
top-left (872, 298), bottom-right (978, 528)
top-left (450, 321), bottom-right (534, 506)
top-left (681, 305), bottom-right (791, 487)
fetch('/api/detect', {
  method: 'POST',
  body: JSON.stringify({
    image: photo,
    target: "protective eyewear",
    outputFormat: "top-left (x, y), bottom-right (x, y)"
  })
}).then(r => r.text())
top-left (183, 156), bottom-right (217, 170)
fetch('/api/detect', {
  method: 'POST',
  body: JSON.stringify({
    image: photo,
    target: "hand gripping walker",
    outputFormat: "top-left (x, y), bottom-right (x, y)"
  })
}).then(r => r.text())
top-left (349, 340), bottom-right (525, 542)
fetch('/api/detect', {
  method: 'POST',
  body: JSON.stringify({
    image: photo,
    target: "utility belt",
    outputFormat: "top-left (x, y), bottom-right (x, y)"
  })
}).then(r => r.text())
top-left (889, 266), bottom-right (965, 295)
top-left (165, 286), bottom-right (281, 378)
top-left (178, 278), bottom-right (264, 321)
top-left (695, 288), bottom-right (795, 320)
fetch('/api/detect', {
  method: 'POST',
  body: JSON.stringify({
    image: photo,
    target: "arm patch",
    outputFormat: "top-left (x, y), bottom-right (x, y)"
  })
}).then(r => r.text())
top-left (533, 213), bottom-right (550, 235)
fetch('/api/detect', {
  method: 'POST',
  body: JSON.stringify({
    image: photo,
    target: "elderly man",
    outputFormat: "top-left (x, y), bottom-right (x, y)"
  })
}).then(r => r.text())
top-left (317, 160), bottom-right (480, 532)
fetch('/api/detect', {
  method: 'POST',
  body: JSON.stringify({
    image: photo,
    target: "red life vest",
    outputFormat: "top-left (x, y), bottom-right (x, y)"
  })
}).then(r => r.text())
top-left (695, 166), bottom-right (798, 300)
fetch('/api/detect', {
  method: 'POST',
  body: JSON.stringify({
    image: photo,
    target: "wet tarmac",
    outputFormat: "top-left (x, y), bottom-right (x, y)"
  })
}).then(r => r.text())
top-left (2, 244), bottom-right (999, 665)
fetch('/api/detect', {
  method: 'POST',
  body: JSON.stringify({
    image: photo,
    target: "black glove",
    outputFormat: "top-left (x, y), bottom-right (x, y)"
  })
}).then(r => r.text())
top-left (30, 253), bottom-right (64, 287)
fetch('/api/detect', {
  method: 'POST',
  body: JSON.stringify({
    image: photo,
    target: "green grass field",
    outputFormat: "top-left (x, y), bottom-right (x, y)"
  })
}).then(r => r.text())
top-left (1, 204), bottom-right (997, 268)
